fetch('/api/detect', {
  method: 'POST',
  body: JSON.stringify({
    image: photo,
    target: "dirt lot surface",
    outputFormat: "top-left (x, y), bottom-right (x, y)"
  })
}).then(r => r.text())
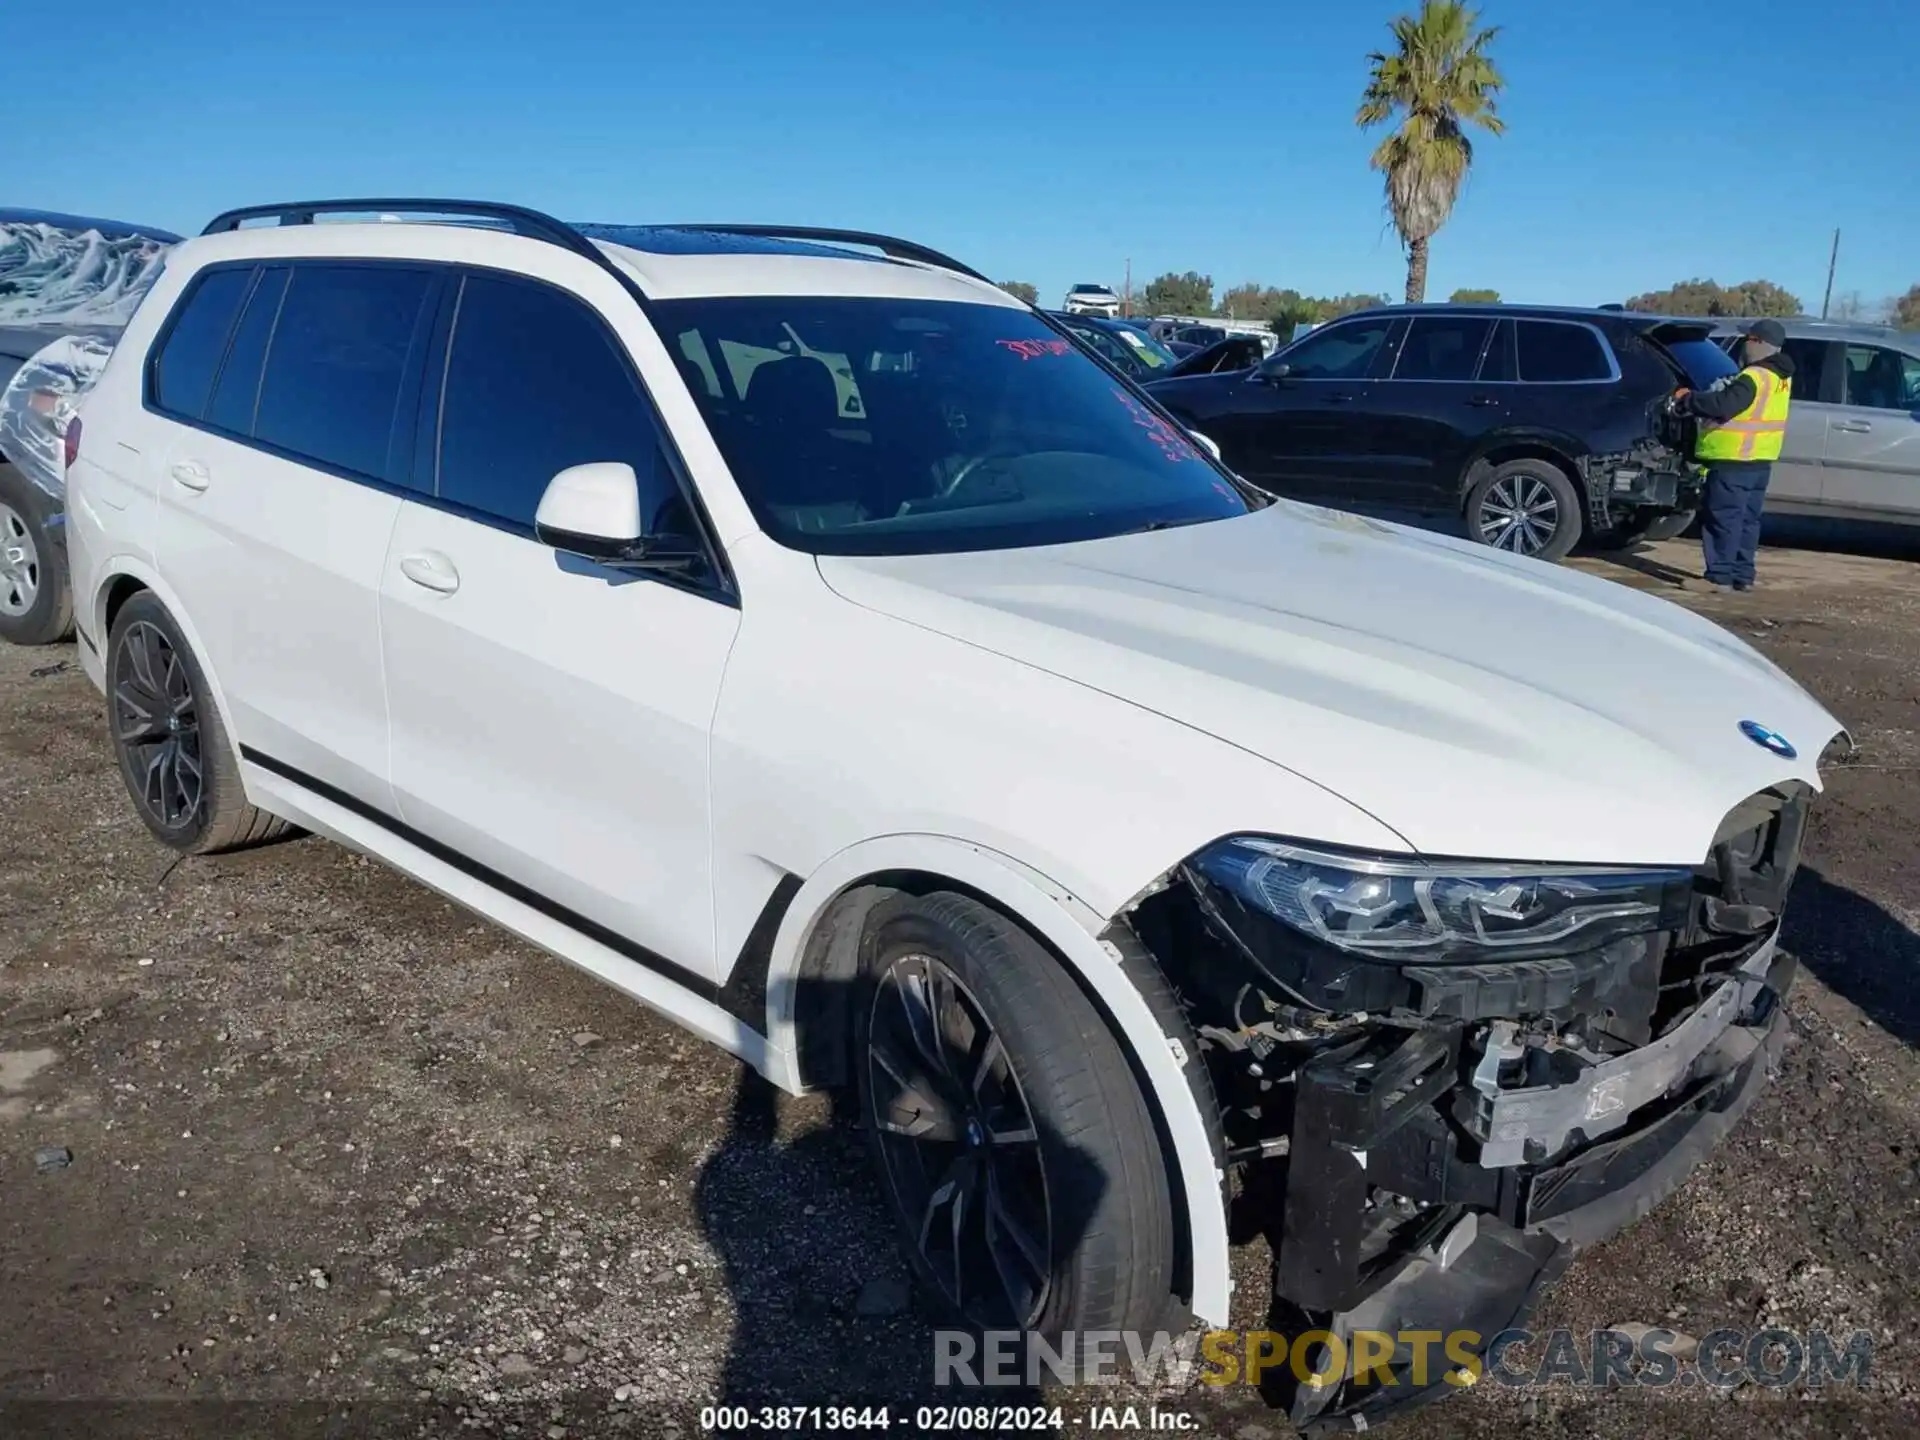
top-left (3, 524), bottom-right (1918, 1439)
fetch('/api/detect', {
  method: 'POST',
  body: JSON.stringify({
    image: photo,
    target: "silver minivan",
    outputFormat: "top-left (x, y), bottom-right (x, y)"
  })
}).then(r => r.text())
top-left (1713, 320), bottom-right (1920, 523)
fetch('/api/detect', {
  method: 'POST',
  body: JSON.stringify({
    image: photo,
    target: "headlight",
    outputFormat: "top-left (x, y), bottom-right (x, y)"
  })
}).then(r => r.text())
top-left (1191, 837), bottom-right (1690, 964)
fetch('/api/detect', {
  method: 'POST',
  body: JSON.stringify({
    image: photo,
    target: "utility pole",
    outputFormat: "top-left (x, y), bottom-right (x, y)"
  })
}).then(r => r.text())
top-left (1124, 257), bottom-right (1132, 317)
top-left (1821, 228), bottom-right (1840, 319)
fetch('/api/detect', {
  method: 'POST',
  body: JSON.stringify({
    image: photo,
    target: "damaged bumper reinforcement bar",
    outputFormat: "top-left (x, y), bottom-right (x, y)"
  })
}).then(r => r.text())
top-left (1274, 939), bottom-right (1795, 1432)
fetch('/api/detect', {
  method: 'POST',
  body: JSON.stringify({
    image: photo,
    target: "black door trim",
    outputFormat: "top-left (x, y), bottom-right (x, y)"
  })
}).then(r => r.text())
top-left (238, 745), bottom-right (790, 1025)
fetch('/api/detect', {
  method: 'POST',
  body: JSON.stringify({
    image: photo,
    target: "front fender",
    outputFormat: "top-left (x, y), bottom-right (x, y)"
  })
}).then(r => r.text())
top-left (762, 832), bottom-right (1234, 1327)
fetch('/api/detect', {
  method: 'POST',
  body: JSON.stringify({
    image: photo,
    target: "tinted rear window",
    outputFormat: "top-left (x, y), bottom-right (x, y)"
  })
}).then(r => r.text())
top-left (436, 274), bottom-right (683, 532)
top-left (1516, 321), bottom-right (1612, 382)
top-left (254, 265), bottom-right (436, 480)
top-left (151, 268), bottom-right (251, 419)
top-left (206, 267), bottom-right (287, 435)
top-left (1394, 315), bottom-right (1493, 381)
top-left (1780, 337), bottom-right (1831, 400)
top-left (1663, 336), bottom-right (1742, 390)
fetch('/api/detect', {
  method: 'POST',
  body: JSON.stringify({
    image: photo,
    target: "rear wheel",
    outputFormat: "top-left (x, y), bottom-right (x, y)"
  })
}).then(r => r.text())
top-left (1465, 459), bottom-right (1582, 561)
top-left (854, 892), bottom-right (1175, 1345)
top-left (0, 464), bottom-right (73, 646)
top-left (106, 591), bottom-right (291, 854)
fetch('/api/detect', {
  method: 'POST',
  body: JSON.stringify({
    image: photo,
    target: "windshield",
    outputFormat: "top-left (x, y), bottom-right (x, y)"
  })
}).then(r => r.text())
top-left (657, 297), bottom-right (1253, 556)
top-left (1107, 325), bottom-right (1179, 370)
top-left (1070, 285), bottom-right (1110, 295)
top-left (1066, 319), bottom-right (1180, 374)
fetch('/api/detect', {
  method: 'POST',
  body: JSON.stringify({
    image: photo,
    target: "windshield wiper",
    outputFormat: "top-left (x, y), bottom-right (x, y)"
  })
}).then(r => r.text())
top-left (1117, 516), bottom-right (1216, 537)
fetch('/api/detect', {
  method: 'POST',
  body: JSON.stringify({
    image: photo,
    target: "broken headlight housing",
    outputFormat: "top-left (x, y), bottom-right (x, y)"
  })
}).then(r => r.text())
top-left (1192, 837), bottom-right (1691, 964)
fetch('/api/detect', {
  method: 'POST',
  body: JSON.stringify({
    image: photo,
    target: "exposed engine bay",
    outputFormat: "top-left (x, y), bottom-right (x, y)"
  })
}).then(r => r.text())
top-left (1119, 784), bottom-right (1809, 1429)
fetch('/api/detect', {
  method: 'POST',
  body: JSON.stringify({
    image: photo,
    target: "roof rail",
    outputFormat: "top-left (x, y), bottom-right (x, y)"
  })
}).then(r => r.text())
top-left (662, 224), bottom-right (987, 282)
top-left (199, 198), bottom-right (610, 268)
top-left (197, 203), bottom-right (988, 292)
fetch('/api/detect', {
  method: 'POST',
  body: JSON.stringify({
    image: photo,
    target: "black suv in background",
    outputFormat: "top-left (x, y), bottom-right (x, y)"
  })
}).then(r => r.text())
top-left (1146, 304), bottom-right (1739, 560)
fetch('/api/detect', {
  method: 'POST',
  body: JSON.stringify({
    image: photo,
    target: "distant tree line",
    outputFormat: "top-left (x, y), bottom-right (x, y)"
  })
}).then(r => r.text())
top-left (1003, 274), bottom-right (1920, 331)
top-left (1140, 273), bottom-right (1391, 329)
top-left (1623, 278), bottom-right (1803, 318)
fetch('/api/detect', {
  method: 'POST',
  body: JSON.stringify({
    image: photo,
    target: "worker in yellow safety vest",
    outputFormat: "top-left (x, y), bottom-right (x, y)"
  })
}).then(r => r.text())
top-left (1670, 318), bottom-right (1795, 593)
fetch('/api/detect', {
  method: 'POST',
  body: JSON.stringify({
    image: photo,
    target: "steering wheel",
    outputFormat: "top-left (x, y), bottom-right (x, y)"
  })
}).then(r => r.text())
top-left (938, 450), bottom-right (1021, 498)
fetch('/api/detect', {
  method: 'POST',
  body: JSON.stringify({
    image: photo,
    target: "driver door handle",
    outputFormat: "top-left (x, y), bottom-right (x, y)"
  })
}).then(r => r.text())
top-left (169, 459), bottom-right (210, 492)
top-left (1834, 420), bottom-right (1873, 433)
top-left (399, 551), bottom-right (460, 595)
top-left (1467, 394), bottom-right (1502, 407)
top-left (1321, 392), bottom-right (1355, 404)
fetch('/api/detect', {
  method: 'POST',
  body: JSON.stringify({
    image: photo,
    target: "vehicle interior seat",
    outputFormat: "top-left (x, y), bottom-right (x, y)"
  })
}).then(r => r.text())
top-left (738, 355), bottom-right (868, 529)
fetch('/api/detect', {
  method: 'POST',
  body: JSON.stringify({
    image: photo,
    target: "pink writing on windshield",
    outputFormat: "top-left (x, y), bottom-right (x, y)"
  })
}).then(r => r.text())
top-left (996, 338), bottom-right (1074, 360)
top-left (1111, 387), bottom-right (1195, 462)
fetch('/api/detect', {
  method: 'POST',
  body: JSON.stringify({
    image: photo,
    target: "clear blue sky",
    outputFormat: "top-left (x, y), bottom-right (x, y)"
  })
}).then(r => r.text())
top-left (13, 0), bottom-right (1915, 313)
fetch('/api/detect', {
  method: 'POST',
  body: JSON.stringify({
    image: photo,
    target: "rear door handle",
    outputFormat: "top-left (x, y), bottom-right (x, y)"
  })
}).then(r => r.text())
top-left (1467, 395), bottom-right (1502, 408)
top-left (1834, 420), bottom-right (1873, 433)
top-left (168, 459), bottom-right (210, 492)
top-left (1321, 393), bottom-right (1355, 404)
top-left (399, 551), bottom-right (460, 595)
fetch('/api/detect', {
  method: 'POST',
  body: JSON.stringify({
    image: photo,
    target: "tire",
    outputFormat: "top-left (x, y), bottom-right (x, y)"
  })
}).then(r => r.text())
top-left (0, 463), bottom-right (74, 646)
top-left (1640, 507), bottom-right (1697, 543)
top-left (106, 591), bottom-right (291, 854)
top-left (1464, 458), bottom-right (1582, 561)
top-left (1588, 506), bottom-right (1697, 552)
top-left (854, 891), bottom-right (1175, 1347)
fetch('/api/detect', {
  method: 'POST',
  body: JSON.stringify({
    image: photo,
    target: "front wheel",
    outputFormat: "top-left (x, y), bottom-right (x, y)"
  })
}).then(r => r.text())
top-left (854, 892), bottom-right (1175, 1345)
top-left (1464, 459), bottom-right (1582, 561)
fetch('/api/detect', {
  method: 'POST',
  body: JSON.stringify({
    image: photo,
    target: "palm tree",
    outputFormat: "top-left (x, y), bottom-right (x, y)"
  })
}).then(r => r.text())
top-left (1357, 1), bottom-right (1506, 304)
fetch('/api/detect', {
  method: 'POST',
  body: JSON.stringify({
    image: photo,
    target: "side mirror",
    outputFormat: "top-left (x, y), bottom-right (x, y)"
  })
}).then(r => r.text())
top-left (1189, 430), bottom-right (1223, 463)
top-left (534, 462), bottom-right (703, 574)
top-left (1256, 359), bottom-right (1292, 384)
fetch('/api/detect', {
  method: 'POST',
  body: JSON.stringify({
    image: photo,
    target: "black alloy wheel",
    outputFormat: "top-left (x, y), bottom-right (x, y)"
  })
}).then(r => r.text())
top-left (864, 951), bottom-right (1053, 1328)
top-left (112, 618), bottom-right (205, 832)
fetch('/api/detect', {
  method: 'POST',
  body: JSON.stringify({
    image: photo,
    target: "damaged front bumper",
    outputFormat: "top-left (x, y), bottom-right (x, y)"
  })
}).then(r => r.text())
top-left (1276, 939), bottom-right (1792, 1430)
top-left (1123, 785), bottom-right (1812, 1429)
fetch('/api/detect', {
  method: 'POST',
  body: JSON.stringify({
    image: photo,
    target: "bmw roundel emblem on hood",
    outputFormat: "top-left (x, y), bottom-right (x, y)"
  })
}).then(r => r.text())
top-left (1739, 720), bottom-right (1797, 759)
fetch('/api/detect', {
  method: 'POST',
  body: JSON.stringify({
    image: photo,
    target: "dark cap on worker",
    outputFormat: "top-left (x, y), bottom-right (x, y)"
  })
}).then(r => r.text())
top-left (1744, 318), bottom-right (1787, 347)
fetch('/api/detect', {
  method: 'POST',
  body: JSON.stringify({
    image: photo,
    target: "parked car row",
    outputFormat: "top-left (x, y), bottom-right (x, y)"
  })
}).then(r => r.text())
top-left (1147, 303), bottom-right (1740, 559)
top-left (1045, 310), bottom-right (1267, 383)
top-left (57, 199), bottom-right (1842, 1429)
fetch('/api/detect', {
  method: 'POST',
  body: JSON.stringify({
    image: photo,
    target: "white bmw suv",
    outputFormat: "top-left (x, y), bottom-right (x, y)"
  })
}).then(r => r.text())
top-left (66, 200), bottom-right (1842, 1425)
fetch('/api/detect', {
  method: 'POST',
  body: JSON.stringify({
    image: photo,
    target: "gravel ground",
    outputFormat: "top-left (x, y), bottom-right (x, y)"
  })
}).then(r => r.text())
top-left (2, 524), bottom-right (1918, 1439)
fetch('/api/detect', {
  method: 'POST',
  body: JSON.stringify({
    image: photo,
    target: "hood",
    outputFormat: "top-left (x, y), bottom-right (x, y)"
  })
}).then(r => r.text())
top-left (817, 504), bottom-right (1844, 867)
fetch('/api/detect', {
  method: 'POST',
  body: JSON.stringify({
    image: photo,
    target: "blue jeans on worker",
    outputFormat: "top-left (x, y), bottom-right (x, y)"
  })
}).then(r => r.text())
top-left (1700, 460), bottom-right (1771, 587)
